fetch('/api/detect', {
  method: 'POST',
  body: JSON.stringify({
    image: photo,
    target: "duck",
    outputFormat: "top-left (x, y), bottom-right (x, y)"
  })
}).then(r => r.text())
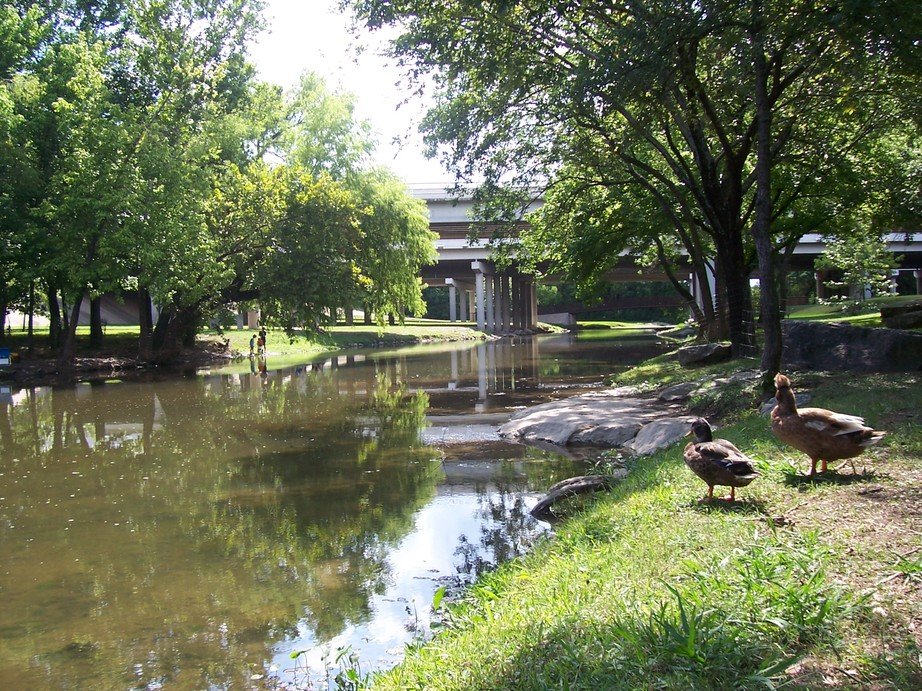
top-left (770, 373), bottom-right (886, 475)
top-left (683, 417), bottom-right (760, 501)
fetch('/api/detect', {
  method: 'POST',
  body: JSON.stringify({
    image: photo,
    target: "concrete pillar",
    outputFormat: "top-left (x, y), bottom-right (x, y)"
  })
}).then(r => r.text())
top-left (485, 274), bottom-right (495, 332)
top-left (528, 279), bottom-right (538, 329)
top-left (509, 274), bottom-right (522, 331)
top-left (915, 270), bottom-right (922, 295)
top-left (493, 275), bottom-right (503, 333)
top-left (459, 289), bottom-right (468, 321)
top-left (500, 275), bottom-right (511, 333)
top-left (815, 271), bottom-right (827, 301)
top-left (236, 311), bottom-right (245, 330)
top-left (890, 270), bottom-right (899, 295)
top-left (448, 282), bottom-right (457, 322)
top-left (475, 271), bottom-right (485, 330)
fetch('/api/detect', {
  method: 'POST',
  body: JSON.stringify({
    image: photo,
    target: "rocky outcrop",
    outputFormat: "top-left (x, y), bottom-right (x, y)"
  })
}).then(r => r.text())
top-left (782, 319), bottom-right (922, 372)
top-left (624, 418), bottom-right (692, 456)
top-left (880, 301), bottom-right (922, 330)
top-left (499, 390), bottom-right (694, 456)
top-left (677, 343), bottom-right (732, 366)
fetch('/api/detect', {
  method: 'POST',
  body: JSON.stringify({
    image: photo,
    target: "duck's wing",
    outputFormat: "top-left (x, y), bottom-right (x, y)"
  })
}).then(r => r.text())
top-left (693, 441), bottom-right (759, 476)
top-left (799, 408), bottom-right (870, 435)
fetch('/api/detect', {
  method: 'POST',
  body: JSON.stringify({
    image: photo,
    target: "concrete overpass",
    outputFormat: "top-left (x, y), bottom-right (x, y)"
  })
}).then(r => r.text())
top-left (410, 185), bottom-right (922, 333)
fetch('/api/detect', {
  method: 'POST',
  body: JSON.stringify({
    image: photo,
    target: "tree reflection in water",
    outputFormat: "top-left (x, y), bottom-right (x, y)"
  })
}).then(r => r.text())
top-left (0, 334), bottom-right (661, 687)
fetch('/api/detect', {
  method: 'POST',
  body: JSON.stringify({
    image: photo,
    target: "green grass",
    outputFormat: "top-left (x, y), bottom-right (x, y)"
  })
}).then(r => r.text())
top-left (214, 320), bottom-right (485, 358)
top-left (367, 369), bottom-right (921, 690)
top-left (787, 294), bottom-right (921, 328)
top-left (1, 320), bottom-right (486, 363)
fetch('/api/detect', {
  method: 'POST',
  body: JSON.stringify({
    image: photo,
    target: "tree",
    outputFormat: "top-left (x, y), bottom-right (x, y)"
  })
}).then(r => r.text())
top-left (351, 169), bottom-right (437, 323)
top-left (348, 0), bottom-right (920, 378)
top-left (816, 232), bottom-right (898, 302)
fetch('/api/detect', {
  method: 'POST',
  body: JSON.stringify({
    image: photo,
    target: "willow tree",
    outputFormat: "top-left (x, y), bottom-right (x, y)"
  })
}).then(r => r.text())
top-left (348, 0), bottom-right (919, 376)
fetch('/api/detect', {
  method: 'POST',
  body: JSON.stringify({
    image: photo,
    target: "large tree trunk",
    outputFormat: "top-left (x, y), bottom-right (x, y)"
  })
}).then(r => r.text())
top-left (138, 287), bottom-right (153, 361)
top-left (153, 302), bottom-right (200, 360)
top-left (48, 286), bottom-right (63, 350)
top-left (56, 292), bottom-right (85, 371)
top-left (750, 0), bottom-right (782, 392)
top-left (26, 281), bottom-right (35, 353)
top-left (714, 232), bottom-right (754, 358)
top-left (89, 296), bottom-right (104, 349)
top-left (0, 296), bottom-right (7, 344)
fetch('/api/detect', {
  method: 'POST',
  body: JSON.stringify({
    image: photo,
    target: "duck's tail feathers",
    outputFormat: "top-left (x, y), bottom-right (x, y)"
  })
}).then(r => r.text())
top-left (859, 430), bottom-right (887, 448)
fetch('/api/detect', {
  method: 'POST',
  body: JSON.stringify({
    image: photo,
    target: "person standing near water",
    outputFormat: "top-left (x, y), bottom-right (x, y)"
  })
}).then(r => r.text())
top-left (249, 333), bottom-right (256, 358)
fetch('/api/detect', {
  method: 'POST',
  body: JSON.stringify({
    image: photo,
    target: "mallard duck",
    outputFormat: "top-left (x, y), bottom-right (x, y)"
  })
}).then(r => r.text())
top-left (683, 418), bottom-right (760, 501)
top-left (770, 373), bottom-right (886, 475)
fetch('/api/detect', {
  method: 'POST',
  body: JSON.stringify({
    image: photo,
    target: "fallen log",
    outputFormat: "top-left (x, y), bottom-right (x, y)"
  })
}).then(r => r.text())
top-left (530, 472), bottom-right (628, 521)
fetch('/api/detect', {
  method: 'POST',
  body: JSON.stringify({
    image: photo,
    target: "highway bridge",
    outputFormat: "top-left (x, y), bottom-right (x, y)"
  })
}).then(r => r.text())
top-left (410, 185), bottom-right (922, 333)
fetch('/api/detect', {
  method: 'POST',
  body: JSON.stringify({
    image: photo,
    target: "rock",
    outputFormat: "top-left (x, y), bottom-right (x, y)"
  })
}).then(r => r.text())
top-left (499, 394), bottom-right (670, 447)
top-left (570, 421), bottom-right (644, 445)
top-left (881, 306), bottom-right (922, 330)
top-left (782, 319), bottom-right (922, 372)
top-left (728, 369), bottom-right (761, 383)
top-left (610, 385), bottom-right (643, 397)
top-left (625, 417), bottom-right (694, 456)
top-left (657, 381), bottom-right (699, 402)
top-left (530, 473), bottom-right (628, 520)
top-left (760, 393), bottom-right (811, 415)
top-left (677, 343), bottom-right (732, 367)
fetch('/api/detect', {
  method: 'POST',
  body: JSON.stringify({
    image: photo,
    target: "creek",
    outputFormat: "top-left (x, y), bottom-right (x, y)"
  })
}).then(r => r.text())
top-left (0, 330), bottom-right (667, 689)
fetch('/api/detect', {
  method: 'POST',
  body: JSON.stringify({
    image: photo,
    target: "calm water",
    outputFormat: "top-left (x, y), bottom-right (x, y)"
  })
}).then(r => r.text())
top-left (0, 332), bottom-right (666, 689)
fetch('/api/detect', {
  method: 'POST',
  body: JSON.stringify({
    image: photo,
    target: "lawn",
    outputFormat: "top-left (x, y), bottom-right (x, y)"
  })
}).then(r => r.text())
top-left (786, 294), bottom-right (921, 328)
top-left (365, 366), bottom-right (921, 690)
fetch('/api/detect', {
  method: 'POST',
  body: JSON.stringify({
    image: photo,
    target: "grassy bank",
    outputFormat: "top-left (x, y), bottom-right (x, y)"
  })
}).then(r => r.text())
top-left (370, 367), bottom-right (921, 690)
top-left (787, 295), bottom-right (921, 329)
top-left (0, 320), bottom-right (487, 361)
top-left (212, 319), bottom-right (486, 359)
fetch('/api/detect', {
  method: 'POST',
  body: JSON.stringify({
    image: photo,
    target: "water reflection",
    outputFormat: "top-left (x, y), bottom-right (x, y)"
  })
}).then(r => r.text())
top-left (0, 333), bottom-right (665, 688)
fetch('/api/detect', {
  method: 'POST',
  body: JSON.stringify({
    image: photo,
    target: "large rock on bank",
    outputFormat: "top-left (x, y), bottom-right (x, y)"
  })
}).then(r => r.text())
top-left (781, 319), bottom-right (922, 372)
top-left (499, 390), bottom-right (694, 456)
top-left (880, 301), bottom-right (922, 330)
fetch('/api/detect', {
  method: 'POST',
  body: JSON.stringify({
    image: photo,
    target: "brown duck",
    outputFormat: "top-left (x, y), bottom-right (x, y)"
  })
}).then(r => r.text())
top-left (771, 373), bottom-right (886, 475)
top-left (683, 418), bottom-right (760, 501)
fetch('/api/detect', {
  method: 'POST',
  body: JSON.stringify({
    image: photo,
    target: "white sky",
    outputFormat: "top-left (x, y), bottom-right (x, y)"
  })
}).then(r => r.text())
top-left (248, 0), bottom-right (455, 184)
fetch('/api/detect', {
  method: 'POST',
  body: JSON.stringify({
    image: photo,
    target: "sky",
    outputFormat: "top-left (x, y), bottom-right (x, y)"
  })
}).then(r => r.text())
top-left (248, 0), bottom-right (454, 184)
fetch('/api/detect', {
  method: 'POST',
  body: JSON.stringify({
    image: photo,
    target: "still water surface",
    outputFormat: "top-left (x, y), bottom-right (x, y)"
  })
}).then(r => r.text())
top-left (0, 332), bottom-right (666, 689)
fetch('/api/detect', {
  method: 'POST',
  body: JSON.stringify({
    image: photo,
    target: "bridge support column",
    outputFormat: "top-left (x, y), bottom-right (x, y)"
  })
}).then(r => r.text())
top-left (890, 270), bottom-right (899, 294)
top-left (448, 281), bottom-right (457, 322)
top-left (501, 274), bottom-right (511, 333)
top-left (460, 287), bottom-right (468, 321)
top-left (485, 274), bottom-right (495, 332)
top-left (471, 261), bottom-right (494, 332)
top-left (509, 274), bottom-right (522, 331)
top-left (815, 271), bottom-right (828, 301)
top-left (475, 270), bottom-right (486, 330)
top-left (915, 270), bottom-right (922, 295)
top-left (525, 276), bottom-right (538, 329)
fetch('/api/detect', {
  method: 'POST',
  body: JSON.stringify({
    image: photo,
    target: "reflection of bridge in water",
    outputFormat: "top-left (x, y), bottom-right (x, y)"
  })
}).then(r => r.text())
top-left (0, 334), bottom-right (662, 460)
